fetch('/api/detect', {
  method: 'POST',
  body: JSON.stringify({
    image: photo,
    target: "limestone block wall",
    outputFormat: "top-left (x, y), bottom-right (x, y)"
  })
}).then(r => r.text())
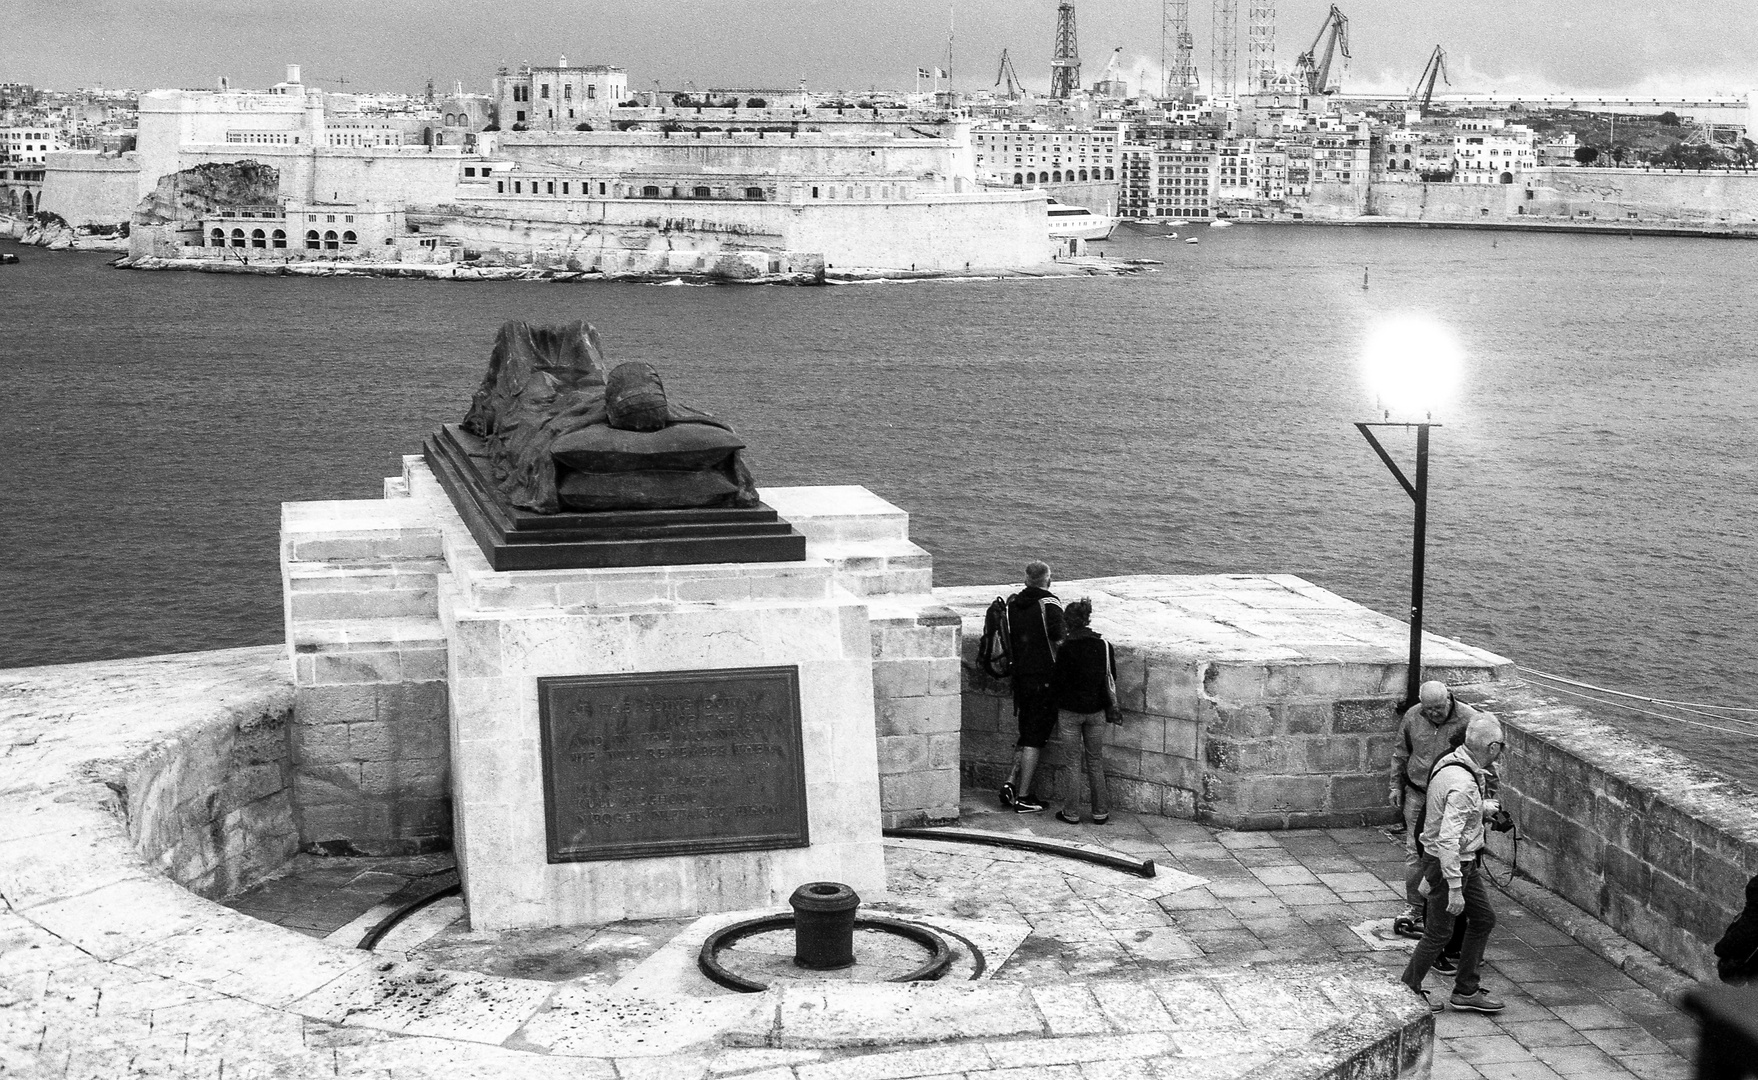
top-left (280, 491), bottom-right (453, 855)
top-left (1464, 681), bottom-right (1758, 982)
top-left (943, 575), bottom-right (1514, 829)
top-left (763, 486), bottom-right (963, 827)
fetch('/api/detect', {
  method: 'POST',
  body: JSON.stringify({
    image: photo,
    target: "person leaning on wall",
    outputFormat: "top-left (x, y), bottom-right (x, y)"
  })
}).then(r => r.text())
top-left (1049, 598), bottom-right (1123, 826)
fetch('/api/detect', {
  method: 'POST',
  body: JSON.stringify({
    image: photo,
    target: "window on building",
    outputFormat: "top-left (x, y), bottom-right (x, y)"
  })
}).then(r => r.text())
top-left (540, 84), bottom-right (550, 99)
top-left (693, 186), bottom-right (711, 198)
top-left (811, 185), bottom-right (820, 198)
top-left (599, 182), bottom-right (607, 195)
top-left (342, 230), bottom-right (357, 244)
top-left (230, 229), bottom-right (246, 248)
top-left (563, 85), bottom-right (572, 100)
top-left (587, 86), bottom-right (596, 99)
top-left (304, 230), bottom-right (319, 249)
top-left (209, 228), bottom-right (225, 247)
top-left (516, 110), bottom-right (526, 122)
top-left (642, 185), bottom-right (660, 198)
top-left (1014, 173), bottom-right (1023, 185)
top-left (561, 182), bottom-right (569, 194)
top-left (496, 180), bottom-right (504, 193)
top-left (251, 229), bottom-right (266, 248)
top-left (514, 181), bottom-right (522, 193)
top-left (546, 181), bottom-right (554, 194)
top-left (323, 230), bottom-right (339, 250)
top-left (272, 229), bottom-right (286, 248)
top-left (745, 187), bottom-right (764, 200)
top-left (464, 167), bottom-right (476, 177)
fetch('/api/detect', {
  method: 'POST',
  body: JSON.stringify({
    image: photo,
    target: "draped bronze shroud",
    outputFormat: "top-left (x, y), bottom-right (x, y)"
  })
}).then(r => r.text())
top-left (461, 321), bottom-right (758, 515)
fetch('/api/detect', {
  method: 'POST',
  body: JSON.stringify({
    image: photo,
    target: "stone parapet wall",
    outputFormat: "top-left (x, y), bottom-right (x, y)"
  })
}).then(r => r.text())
top-left (280, 493), bottom-right (454, 855)
top-left (764, 486), bottom-right (963, 827)
top-left (1464, 681), bottom-right (1758, 982)
top-left (943, 575), bottom-right (1514, 828)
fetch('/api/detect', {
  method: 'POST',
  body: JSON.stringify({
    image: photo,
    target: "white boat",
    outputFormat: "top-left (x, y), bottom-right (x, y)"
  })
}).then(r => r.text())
top-left (1209, 219), bottom-right (1234, 229)
top-left (1185, 237), bottom-right (1200, 244)
top-left (1046, 199), bottom-right (1117, 241)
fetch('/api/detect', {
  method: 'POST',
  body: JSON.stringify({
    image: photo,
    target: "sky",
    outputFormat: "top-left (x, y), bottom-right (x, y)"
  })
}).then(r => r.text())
top-left (8, 0), bottom-right (1758, 99)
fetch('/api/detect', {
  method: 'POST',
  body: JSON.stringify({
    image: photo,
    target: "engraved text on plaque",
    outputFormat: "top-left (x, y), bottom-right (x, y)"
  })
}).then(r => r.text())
top-left (538, 667), bottom-right (809, 862)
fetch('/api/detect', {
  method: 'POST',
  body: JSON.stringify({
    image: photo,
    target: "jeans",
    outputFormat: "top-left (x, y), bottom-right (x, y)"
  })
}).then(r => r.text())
top-left (1401, 784), bottom-right (1426, 910)
top-left (1401, 854), bottom-right (1496, 997)
top-left (1060, 708), bottom-right (1110, 816)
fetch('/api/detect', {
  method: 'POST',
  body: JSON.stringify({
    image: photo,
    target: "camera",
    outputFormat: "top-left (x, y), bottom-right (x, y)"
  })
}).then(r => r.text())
top-left (1487, 807), bottom-right (1515, 834)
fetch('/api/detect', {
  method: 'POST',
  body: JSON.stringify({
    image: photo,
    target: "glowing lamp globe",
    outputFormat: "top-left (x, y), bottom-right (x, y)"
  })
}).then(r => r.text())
top-left (1362, 317), bottom-right (1464, 419)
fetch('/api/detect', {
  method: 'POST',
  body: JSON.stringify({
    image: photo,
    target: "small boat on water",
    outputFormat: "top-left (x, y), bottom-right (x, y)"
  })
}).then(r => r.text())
top-left (1046, 198), bottom-right (1117, 241)
top-left (1185, 237), bottom-right (1200, 244)
top-left (0, 252), bottom-right (18, 265)
top-left (1209, 219), bottom-right (1234, 229)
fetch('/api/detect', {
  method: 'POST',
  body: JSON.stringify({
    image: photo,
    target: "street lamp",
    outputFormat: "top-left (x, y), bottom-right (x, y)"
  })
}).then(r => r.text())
top-left (1355, 317), bottom-right (1464, 710)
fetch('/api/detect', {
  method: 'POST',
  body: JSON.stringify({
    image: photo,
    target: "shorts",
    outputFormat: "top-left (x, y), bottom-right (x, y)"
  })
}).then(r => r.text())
top-left (1012, 675), bottom-right (1058, 748)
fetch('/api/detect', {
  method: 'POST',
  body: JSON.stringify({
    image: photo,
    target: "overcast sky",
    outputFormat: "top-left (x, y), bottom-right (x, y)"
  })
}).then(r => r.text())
top-left (8, 0), bottom-right (1757, 98)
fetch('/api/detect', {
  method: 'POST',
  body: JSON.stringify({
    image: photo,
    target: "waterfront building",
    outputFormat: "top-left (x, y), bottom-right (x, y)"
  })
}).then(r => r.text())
top-left (970, 120), bottom-right (1122, 214)
top-left (1452, 117), bottom-right (1536, 184)
top-left (1, 124), bottom-right (66, 165)
top-left (1118, 140), bottom-right (1218, 220)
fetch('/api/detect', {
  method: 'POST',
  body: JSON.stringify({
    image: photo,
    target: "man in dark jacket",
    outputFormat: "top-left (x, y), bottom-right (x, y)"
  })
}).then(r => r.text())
top-left (1715, 874), bottom-right (1758, 984)
top-left (1000, 561), bottom-right (1065, 814)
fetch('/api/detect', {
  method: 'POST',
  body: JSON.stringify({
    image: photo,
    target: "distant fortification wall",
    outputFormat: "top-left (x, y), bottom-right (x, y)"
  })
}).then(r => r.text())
top-left (1315, 168), bottom-right (1758, 231)
top-left (38, 150), bottom-right (140, 227)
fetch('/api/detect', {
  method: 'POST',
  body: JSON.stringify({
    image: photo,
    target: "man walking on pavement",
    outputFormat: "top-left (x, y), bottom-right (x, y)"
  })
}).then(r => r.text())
top-left (1000, 561), bottom-right (1065, 814)
top-left (1390, 680), bottom-right (1479, 939)
top-left (1402, 713), bottom-right (1508, 1014)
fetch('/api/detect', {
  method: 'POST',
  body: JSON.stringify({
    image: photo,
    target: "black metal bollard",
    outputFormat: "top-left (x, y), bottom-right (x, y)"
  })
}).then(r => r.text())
top-left (790, 881), bottom-right (859, 970)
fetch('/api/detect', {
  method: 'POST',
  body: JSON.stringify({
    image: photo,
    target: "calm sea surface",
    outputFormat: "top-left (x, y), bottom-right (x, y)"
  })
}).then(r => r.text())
top-left (4, 227), bottom-right (1756, 784)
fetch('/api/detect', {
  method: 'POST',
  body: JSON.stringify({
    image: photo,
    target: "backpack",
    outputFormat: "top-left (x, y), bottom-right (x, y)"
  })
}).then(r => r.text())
top-left (977, 596), bottom-right (1013, 678)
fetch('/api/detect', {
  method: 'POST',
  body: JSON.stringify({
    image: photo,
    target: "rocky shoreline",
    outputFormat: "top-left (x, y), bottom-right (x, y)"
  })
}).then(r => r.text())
top-left (110, 253), bottom-right (1150, 284)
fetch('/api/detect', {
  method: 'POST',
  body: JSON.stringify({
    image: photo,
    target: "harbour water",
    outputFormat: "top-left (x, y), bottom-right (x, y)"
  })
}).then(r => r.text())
top-left (4, 225), bottom-right (1756, 784)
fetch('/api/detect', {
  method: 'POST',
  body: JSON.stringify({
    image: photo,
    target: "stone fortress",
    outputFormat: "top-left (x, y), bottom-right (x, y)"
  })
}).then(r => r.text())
top-left (2, 324), bottom-right (1754, 1077)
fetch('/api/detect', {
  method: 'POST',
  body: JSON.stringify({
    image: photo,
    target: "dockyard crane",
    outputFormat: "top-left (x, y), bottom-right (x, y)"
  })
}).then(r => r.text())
top-left (1292, 5), bottom-right (1349, 96)
top-left (1410, 45), bottom-right (1448, 116)
top-left (995, 49), bottom-right (1023, 99)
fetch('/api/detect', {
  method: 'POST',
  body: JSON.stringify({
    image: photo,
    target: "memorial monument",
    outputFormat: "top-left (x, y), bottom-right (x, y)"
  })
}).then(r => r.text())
top-left (283, 321), bottom-right (921, 930)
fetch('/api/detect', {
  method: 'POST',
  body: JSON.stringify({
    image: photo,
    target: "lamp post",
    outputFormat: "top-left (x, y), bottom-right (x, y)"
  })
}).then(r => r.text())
top-left (1357, 317), bottom-right (1462, 710)
top-left (1355, 419), bottom-right (1436, 710)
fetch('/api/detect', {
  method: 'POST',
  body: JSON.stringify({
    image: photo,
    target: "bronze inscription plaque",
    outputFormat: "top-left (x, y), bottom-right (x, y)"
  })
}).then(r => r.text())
top-left (537, 666), bottom-right (809, 862)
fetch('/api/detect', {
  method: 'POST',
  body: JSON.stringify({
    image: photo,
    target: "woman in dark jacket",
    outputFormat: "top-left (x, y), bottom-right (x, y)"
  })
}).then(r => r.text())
top-left (1051, 599), bottom-right (1122, 825)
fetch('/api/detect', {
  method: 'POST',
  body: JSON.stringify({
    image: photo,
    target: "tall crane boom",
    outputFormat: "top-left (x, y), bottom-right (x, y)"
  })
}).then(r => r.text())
top-left (995, 49), bottom-right (1022, 99)
top-left (1410, 45), bottom-right (1449, 115)
top-left (1161, 0), bottom-right (1199, 99)
top-left (1293, 5), bottom-right (1349, 96)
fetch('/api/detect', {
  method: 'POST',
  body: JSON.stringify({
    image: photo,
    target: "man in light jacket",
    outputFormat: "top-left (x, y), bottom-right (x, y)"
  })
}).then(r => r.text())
top-left (1390, 681), bottom-right (1480, 937)
top-left (1401, 713), bottom-right (1506, 1014)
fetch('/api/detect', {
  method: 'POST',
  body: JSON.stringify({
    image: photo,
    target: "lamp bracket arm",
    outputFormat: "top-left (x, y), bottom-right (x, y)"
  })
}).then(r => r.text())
top-left (1355, 422), bottom-right (1418, 501)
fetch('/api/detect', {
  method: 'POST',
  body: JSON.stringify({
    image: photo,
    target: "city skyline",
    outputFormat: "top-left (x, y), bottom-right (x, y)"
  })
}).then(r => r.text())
top-left (10, 0), bottom-right (1758, 99)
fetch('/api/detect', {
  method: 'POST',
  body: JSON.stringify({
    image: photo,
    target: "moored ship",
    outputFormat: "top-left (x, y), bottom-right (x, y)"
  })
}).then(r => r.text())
top-left (1046, 199), bottom-right (1117, 241)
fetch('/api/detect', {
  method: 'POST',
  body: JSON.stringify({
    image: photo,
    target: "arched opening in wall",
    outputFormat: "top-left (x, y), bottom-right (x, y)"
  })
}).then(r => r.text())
top-left (1500, 172), bottom-right (1514, 184)
top-left (744, 187), bottom-right (764, 200)
top-left (1026, 172), bottom-right (1037, 184)
top-left (21, 192), bottom-right (34, 214)
top-left (1052, 170), bottom-right (1062, 182)
top-left (342, 230), bottom-right (357, 245)
top-left (1079, 169), bottom-right (1088, 181)
top-left (1104, 167), bottom-right (1114, 180)
top-left (230, 228), bottom-right (246, 248)
top-left (304, 230), bottom-right (319, 249)
top-left (1403, 159), bottom-right (1412, 170)
top-left (642, 185), bottom-right (660, 198)
top-left (1014, 173), bottom-right (1023, 185)
top-left (423, 128), bottom-right (433, 146)
top-left (323, 230), bottom-right (339, 250)
top-left (272, 229), bottom-right (286, 248)
top-left (693, 186), bottom-right (711, 199)
top-left (251, 229), bottom-right (266, 248)
top-left (210, 227), bottom-right (225, 247)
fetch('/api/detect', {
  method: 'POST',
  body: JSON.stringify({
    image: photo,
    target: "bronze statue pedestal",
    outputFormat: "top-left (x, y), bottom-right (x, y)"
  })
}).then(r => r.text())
top-left (424, 424), bottom-right (807, 571)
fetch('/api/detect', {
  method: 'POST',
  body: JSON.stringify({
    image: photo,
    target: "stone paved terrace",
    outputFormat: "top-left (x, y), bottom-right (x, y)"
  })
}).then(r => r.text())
top-left (226, 793), bottom-right (1700, 1080)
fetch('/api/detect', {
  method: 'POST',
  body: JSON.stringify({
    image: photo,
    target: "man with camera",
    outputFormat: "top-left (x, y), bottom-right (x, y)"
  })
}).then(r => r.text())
top-left (1390, 681), bottom-right (1481, 939)
top-left (1401, 713), bottom-right (1510, 1013)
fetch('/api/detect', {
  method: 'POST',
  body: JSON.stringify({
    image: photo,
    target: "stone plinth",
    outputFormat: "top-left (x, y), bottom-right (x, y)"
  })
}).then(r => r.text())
top-left (941, 574), bottom-right (1515, 829)
top-left (442, 551), bottom-right (886, 929)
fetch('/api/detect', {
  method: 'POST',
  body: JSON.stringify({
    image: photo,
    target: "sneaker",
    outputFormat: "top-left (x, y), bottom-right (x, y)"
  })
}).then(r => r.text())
top-left (1014, 796), bottom-right (1046, 814)
top-left (1091, 812), bottom-right (1110, 825)
top-left (1449, 991), bottom-right (1505, 1014)
top-left (1433, 954), bottom-right (1458, 975)
top-left (999, 782), bottom-right (1015, 808)
top-left (1055, 808), bottom-right (1082, 824)
top-left (1417, 989), bottom-right (1444, 1013)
